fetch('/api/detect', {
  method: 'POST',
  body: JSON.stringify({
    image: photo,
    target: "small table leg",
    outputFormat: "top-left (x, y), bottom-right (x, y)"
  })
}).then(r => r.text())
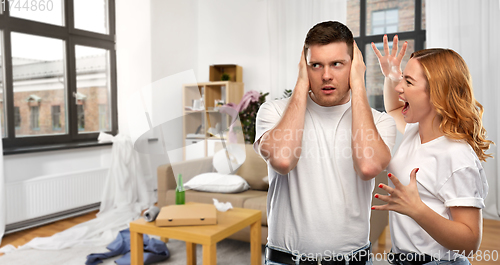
top-left (250, 219), bottom-right (262, 265)
top-left (130, 231), bottom-right (144, 265)
top-left (186, 242), bottom-right (197, 265)
top-left (203, 243), bottom-right (217, 265)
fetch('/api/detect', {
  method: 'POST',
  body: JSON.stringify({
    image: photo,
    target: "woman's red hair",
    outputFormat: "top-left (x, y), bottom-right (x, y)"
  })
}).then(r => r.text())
top-left (411, 49), bottom-right (493, 161)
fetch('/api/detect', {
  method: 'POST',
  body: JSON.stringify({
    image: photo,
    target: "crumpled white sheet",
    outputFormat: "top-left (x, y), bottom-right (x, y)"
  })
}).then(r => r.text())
top-left (0, 133), bottom-right (155, 253)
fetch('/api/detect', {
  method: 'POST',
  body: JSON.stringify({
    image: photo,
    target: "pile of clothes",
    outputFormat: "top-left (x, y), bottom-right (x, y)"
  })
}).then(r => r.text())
top-left (86, 228), bottom-right (169, 265)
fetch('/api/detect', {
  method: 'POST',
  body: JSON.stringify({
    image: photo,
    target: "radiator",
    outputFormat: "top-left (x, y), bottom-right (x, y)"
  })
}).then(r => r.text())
top-left (5, 168), bottom-right (109, 227)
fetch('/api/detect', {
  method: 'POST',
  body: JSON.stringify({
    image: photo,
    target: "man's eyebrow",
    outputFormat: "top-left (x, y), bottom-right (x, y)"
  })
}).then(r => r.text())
top-left (308, 59), bottom-right (348, 64)
top-left (333, 59), bottom-right (348, 63)
top-left (404, 75), bottom-right (416, 81)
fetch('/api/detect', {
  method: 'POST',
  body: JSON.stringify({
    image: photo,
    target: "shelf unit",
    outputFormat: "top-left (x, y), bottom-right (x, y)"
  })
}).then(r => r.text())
top-left (182, 81), bottom-right (244, 160)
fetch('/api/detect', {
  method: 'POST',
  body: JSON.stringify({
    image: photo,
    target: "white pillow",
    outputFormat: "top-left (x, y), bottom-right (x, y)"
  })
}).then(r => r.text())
top-left (184, 173), bottom-right (250, 193)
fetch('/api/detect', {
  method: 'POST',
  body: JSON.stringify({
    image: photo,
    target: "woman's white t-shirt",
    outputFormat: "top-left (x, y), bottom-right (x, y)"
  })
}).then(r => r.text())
top-left (387, 123), bottom-right (488, 260)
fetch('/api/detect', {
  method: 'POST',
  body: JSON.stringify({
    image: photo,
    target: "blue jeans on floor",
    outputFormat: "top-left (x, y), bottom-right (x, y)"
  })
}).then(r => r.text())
top-left (265, 243), bottom-right (373, 265)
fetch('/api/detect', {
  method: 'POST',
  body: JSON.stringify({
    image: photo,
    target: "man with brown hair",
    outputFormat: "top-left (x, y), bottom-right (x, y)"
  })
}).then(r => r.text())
top-left (254, 21), bottom-right (396, 264)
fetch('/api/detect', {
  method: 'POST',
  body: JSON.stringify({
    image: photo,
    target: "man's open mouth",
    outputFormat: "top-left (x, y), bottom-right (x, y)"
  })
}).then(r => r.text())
top-left (322, 86), bottom-right (336, 90)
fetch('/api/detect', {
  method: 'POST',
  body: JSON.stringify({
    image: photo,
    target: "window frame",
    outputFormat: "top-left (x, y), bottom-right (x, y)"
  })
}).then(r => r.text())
top-left (355, 0), bottom-right (425, 111)
top-left (0, 0), bottom-right (117, 150)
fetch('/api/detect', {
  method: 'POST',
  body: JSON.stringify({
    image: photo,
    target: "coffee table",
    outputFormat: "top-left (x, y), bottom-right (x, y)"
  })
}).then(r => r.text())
top-left (129, 204), bottom-right (262, 265)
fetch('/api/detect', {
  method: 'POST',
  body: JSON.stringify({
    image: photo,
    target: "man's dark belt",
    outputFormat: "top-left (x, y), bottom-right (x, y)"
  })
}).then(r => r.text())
top-left (388, 252), bottom-right (436, 265)
top-left (266, 246), bottom-right (371, 265)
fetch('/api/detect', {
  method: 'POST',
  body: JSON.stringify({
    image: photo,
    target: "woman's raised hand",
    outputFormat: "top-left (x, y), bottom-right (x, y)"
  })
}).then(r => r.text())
top-left (371, 35), bottom-right (407, 82)
top-left (372, 168), bottom-right (425, 218)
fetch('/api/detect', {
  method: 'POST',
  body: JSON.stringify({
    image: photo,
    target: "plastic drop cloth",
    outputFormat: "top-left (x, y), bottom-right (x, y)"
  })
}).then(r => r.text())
top-left (0, 133), bottom-right (155, 253)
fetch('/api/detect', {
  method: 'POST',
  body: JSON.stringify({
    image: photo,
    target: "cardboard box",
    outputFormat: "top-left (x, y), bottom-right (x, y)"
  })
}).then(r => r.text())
top-left (156, 204), bottom-right (217, 227)
top-left (209, 64), bottom-right (243, 82)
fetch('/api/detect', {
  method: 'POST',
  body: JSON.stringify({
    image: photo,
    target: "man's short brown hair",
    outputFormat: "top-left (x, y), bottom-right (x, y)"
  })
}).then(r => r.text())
top-left (304, 21), bottom-right (354, 61)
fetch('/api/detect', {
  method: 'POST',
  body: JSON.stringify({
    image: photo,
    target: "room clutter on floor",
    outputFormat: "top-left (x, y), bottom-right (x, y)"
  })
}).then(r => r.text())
top-left (85, 228), bottom-right (169, 265)
top-left (0, 133), bottom-right (156, 254)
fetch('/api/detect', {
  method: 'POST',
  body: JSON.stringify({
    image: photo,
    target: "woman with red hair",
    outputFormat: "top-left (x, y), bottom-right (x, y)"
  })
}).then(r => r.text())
top-left (371, 35), bottom-right (492, 265)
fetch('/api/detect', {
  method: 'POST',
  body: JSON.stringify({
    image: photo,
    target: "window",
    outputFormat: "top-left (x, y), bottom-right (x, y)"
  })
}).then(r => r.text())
top-left (0, 0), bottom-right (117, 149)
top-left (99, 104), bottom-right (107, 131)
top-left (77, 104), bottom-right (85, 131)
top-left (52, 105), bottom-right (61, 130)
top-left (30, 106), bottom-right (39, 130)
top-left (14, 107), bottom-right (20, 129)
top-left (372, 9), bottom-right (398, 35)
top-left (346, 0), bottom-right (426, 112)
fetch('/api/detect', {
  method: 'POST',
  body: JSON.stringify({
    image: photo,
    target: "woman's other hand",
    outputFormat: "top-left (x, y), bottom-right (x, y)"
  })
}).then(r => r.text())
top-left (371, 35), bottom-right (407, 82)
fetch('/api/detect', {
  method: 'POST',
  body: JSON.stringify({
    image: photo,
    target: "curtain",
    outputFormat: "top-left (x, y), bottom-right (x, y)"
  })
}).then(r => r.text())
top-left (427, 0), bottom-right (500, 220)
top-left (267, 0), bottom-right (347, 99)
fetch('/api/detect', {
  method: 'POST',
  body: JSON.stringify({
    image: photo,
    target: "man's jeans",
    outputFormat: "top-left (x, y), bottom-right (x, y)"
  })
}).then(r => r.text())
top-left (413, 257), bottom-right (470, 265)
top-left (265, 243), bottom-right (373, 265)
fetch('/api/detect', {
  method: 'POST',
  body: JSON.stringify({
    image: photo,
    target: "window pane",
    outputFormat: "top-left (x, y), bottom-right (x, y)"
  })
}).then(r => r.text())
top-left (77, 104), bottom-right (84, 131)
top-left (11, 32), bottom-right (67, 137)
top-left (0, 32), bottom-right (5, 138)
top-left (365, 39), bottom-right (415, 111)
top-left (386, 25), bottom-right (398, 33)
top-left (9, 0), bottom-right (64, 26)
top-left (51, 105), bottom-right (61, 130)
top-left (366, 0), bottom-right (415, 36)
top-left (373, 27), bottom-right (384, 35)
top-left (30, 106), bottom-right (39, 130)
top-left (74, 0), bottom-right (108, 34)
top-left (372, 11), bottom-right (385, 26)
top-left (14, 107), bottom-right (21, 129)
top-left (346, 0), bottom-right (360, 37)
top-left (75, 45), bottom-right (111, 133)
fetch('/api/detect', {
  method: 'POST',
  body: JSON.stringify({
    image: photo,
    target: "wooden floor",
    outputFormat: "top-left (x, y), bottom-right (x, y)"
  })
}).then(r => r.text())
top-left (0, 210), bottom-right (99, 255)
top-left (1, 212), bottom-right (500, 264)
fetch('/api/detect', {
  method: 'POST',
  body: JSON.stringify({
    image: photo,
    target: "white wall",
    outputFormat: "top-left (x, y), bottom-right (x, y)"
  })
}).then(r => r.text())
top-left (130, 0), bottom-right (272, 172)
top-left (148, 0), bottom-right (198, 165)
top-left (197, 0), bottom-right (271, 95)
top-left (151, 0), bottom-right (198, 81)
top-left (116, 0), bottom-right (153, 137)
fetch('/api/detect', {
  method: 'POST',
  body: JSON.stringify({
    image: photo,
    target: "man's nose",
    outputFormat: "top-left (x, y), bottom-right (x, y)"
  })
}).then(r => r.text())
top-left (322, 69), bottom-right (333, 81)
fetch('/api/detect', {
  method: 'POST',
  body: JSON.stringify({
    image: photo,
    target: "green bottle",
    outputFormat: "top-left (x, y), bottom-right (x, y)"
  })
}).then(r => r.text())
top-left (175, 174), bottom-right (185, 205)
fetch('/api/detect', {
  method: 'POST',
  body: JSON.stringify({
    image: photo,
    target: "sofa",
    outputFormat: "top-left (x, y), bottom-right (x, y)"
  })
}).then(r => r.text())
top-left (157, 144), bottom-right (388, 245)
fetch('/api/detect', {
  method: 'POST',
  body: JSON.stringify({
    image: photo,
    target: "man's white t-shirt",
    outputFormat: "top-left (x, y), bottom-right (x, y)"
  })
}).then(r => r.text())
top-left (254, 94), bottom-right (397, 255)
top-left (388, 123), bottom-right (488, 260)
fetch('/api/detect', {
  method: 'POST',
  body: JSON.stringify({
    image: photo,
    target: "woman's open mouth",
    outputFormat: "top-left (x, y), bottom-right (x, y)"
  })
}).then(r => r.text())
top-left (402, 101), bottom-right (410, 115)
